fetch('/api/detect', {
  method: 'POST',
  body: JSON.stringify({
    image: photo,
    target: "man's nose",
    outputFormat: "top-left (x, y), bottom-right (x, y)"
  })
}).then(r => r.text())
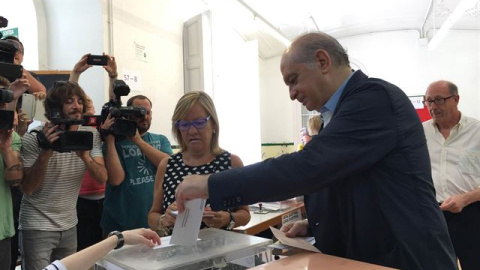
top-left (289, 87), bottom-right (297, 101)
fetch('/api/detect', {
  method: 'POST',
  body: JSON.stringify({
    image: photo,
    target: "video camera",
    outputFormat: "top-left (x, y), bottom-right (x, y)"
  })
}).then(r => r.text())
top-left (100, 80), bottom-right (146, 139)
top-left (32, 109), bottom-right (93, 153)
top-left (0, 16), bottom-right (23, 130)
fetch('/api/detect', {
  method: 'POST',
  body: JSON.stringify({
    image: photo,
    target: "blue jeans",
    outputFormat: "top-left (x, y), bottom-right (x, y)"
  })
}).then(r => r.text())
top-left (21, 227), bottom-right (77, 270)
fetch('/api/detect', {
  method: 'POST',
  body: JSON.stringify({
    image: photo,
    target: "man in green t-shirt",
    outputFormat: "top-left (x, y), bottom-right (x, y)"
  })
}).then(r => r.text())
top-left (0, 76), bottom-right (25, 268)
top-left (101, 95), bottom-right (173, 235)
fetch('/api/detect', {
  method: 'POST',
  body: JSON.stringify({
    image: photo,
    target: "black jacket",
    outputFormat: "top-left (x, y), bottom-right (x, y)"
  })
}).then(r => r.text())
top-left (208, 71), bottom-right (457, 270)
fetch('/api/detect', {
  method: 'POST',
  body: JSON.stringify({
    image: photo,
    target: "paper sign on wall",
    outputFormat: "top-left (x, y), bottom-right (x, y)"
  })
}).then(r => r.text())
top-left (122, 69), bottom-right (142, 92)
top-left (134, 41), bottom-right (148, 62)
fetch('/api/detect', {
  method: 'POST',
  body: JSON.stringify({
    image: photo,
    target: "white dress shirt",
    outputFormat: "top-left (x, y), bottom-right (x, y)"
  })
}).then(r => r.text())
top-left (423, 113), bottom-right (480, 202)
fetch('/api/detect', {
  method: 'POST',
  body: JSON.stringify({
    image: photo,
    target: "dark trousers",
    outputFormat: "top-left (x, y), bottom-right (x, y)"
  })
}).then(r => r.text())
top-left (0, 237), bottom-right (12, 269)
top-left (76, 197), bottom-right (104, 251)
top-left (10, 186), bottom-right (22, 270)
top-left (443, 201), bottom-right (480, 270)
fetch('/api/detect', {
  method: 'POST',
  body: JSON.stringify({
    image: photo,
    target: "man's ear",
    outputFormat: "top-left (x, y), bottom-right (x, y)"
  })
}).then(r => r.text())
top-left (314, 49), bottom-right (332, 74)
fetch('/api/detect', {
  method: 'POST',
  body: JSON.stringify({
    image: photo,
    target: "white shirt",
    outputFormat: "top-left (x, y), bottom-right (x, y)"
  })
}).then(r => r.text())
top-left (43, 260), bottom-right (67, 270)
top-left (423, 113), bottom-right (480, 202)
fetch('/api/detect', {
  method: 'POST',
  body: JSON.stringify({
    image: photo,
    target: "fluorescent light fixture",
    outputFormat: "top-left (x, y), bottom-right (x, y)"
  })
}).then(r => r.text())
top-left (428, 0), bottom-right (479, 50)
top-left (237, 0), bottom-right (292, 47)
top-left (254, 16), bottom-right (292, 47)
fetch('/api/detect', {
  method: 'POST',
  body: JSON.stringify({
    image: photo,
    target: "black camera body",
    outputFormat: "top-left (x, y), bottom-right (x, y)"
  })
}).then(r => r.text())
top-left (48, 114), bottom-right (93, 153)
top-left (87, 54), bottom-right (108, 66)
top-left (0, 16), bottom-right (19, 131)
top-left (101, 80), bottom-right (144, 139)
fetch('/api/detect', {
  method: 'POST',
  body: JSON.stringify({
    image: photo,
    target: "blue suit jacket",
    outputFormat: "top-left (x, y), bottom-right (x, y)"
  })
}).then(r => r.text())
top-left (208, 71), bottom-right (457, 270)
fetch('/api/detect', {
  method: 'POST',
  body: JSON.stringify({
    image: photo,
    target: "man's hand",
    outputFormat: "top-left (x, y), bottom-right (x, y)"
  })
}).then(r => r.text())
top-left (9, 77), bottom-right (30, 100)
top-left (42, 123), bottom-right (62, 149)
top-left (130, 129), bottom-right (142, 143)
top-left (75, 150), bottom-right (91, 161)
top-left (280, 219), bottom-right (310, 238)
top-left (175, 174), bottom-right (210, 213)
top-left (440, 194), bottom-right (470, 213)
top-left (122, 228), bottom-right (161, 247)
top-left (103, 53), bottom-right (117, 78)
top-left (72, 54), bottom-right (92, 75)
top-left (32, 91), bottom-right (46, 100)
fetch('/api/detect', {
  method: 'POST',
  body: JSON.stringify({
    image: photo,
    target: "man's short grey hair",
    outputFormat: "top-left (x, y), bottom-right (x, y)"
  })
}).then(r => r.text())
top-left (446, 81), bottom-right (458, 95)
top-left (287, 32), bottom-right (350, 67)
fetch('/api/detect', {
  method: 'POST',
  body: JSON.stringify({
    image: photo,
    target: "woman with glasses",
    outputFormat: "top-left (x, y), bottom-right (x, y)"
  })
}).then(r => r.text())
top-left (148, 91), bottom-right (250, 236)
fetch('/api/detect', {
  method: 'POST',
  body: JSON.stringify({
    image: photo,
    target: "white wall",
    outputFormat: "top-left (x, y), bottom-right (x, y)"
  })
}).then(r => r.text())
top-left (32, 0), bottom-right (185, 143)
top-left (341, 30), bottom-right (480, 120)
top-left (0, 0), bottom-right (39, 70)
top-left (210, 13), bottom-right (262, 164)
top-left (39, 0), bottom-right (105, 112)
top-left (106, 0), bottom-right (185, 143)
top-left (258, 29), bottom-right (480, 145)
top-left (259, 56), bottom-right (294, 144)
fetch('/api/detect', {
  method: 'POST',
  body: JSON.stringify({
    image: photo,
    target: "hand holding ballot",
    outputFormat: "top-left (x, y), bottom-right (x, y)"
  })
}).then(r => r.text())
top-left (280, 219), bottom-right (310, 238)
top-left (176, 174), bottom-right (210, 213)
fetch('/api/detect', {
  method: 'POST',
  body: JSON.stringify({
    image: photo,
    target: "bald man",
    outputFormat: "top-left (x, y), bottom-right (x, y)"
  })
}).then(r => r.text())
top-left (175, 32), bottom-right (457, 270)
top-left (423, 80), bottom-right (480, 270)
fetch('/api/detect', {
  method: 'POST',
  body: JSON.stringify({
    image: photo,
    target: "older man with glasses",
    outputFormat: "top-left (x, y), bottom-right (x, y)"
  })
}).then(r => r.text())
top-left (423, 80), bottom-right (480, 270)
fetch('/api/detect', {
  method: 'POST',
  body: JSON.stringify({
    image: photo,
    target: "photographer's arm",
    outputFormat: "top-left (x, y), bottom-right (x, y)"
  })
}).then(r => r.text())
top-left (132, 134), bottom-right (170, 168)
top-left (22, 149), bottom-right (52, 195)
top-left (69, 54), bottom-right (91, 83)
top-left (77, 152), bottom-right (107, 184)
top-left (104, 135), bottom-right (125, 186)
top-left (0, 130), bottom-right (23, 185)
top-left (22, 125), bottom-right (61, 195)
top-left (102, 53), bottom-right (117, 100)
top-left (24, 69), bottom-right (46, 94)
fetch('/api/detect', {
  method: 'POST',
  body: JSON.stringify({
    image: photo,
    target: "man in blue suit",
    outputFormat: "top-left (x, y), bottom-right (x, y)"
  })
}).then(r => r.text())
top-left (175, 32), bottom-right (457, 270)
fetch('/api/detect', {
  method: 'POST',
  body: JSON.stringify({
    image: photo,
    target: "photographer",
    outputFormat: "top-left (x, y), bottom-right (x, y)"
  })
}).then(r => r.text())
top-left (20, 81), bottom-right (107, 269)
top-left (68, 53), bottom-right (117, 251)
top-left (0, 76), bottom-right (24, 269)
top-left (1, 36), bottom-right (46, 97)
top-left (100, 94), bottom-right (173, 235)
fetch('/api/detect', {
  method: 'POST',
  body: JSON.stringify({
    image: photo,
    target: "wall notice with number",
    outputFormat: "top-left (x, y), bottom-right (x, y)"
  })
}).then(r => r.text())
top-left (122, 68), bottom-right (142, 92)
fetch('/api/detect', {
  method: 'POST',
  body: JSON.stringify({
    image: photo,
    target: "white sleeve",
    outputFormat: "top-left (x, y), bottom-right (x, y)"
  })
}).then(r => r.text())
top-left (42, 260), bottom-right (68, 270)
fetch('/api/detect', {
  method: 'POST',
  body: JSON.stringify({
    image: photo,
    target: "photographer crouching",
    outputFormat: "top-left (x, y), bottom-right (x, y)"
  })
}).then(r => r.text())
top-left (100, 94), bottom-right (173, 236)
top-left (20, 81), bottom-right (107, 270)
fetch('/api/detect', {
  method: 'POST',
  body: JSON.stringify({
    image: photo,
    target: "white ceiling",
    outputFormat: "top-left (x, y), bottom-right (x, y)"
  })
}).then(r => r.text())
top-left (187, 0), bottom-right (480, 59)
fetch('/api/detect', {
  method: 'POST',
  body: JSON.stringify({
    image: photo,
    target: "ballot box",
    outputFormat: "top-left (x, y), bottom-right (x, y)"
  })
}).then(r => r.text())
top-left (96, 228), bottom-right (273, 270)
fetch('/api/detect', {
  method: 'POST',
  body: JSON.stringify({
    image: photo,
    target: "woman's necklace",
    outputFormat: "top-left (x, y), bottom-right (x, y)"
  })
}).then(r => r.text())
top-left (184, 153), bottom-right (213, 166)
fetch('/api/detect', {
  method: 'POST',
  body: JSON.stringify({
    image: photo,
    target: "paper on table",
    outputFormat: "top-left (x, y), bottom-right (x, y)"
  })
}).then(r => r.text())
top-left (170, 198), bottom-right (206, 246)
top-left (153, 236), bottom-right (174, 249)
top-left (270, 226), bottom-right (321, 253)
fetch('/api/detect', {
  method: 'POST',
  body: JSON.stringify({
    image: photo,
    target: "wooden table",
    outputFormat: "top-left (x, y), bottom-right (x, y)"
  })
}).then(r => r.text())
top-left (249, 252), bottom-right (399, 270)
top-left (233, 201), bottom-right (305, 235)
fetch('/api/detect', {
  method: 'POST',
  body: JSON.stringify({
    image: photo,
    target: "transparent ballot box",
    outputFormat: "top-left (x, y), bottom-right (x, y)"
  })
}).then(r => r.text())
top-left (96, 228), bottom-right (272, 270)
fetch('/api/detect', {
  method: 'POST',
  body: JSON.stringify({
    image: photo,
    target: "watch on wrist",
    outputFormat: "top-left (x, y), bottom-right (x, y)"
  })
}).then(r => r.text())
top-left (226, 211), bottom-right (235, 231)
top-left (108, 230), bottom-right (125, 249)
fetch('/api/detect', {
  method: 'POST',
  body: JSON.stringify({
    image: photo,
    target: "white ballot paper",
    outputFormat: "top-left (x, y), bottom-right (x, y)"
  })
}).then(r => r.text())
top-left (270, 226), bottom-right (321, 253)
top-left (170, 198), bottom-right (206, 246)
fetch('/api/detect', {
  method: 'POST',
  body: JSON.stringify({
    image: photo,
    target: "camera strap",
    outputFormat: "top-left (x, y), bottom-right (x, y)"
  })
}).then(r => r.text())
top-left (30, 130), bottom-right (53, 150)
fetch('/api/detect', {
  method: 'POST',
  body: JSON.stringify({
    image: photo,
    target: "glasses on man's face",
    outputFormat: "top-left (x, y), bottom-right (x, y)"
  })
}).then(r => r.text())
top-left (422, 95), bottom-right (456, 106)
top-left (175, 115), bottom-right (211, 131)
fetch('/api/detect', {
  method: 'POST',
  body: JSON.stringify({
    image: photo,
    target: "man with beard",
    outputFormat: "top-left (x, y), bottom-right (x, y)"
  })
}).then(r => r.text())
top-left (20, 81), bottom-right (107, 269)
top-left (423, 80), bottom-right (480, 270)
top-left (100, 95), bottom-right (173, 235)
